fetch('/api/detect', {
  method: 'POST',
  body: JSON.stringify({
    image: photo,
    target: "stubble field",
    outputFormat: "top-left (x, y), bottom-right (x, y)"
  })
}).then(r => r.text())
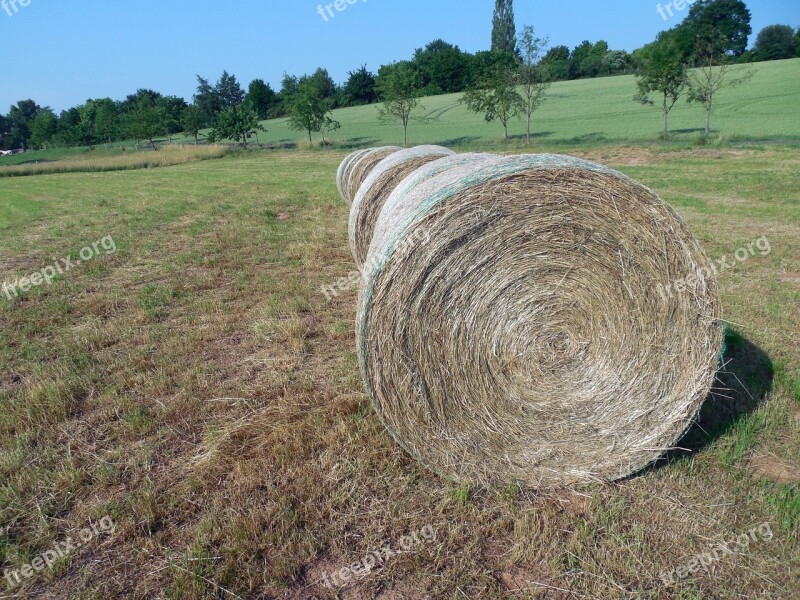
top-left (0, 141), bottom-right (798, 598)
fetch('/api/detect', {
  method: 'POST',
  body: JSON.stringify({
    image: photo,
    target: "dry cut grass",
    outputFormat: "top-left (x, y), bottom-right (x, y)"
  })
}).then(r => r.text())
top-left (0, 144), bottom-right (229, 178)
top-left (0, 146), bottom-right (797, 599)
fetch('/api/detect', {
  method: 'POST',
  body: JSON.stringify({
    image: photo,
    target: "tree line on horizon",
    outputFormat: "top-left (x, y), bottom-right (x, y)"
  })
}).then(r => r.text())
top-left (0, 0), bottom-right (798, 152)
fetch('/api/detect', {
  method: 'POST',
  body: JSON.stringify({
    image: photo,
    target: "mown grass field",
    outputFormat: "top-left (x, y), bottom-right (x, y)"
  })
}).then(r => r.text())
top-left (0, 140), bottom-right (798, 598)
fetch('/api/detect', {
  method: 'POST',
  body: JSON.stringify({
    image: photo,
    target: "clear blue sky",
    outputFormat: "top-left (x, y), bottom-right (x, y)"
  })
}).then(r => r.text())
top-left (2, 0), bottom-right (798, 112)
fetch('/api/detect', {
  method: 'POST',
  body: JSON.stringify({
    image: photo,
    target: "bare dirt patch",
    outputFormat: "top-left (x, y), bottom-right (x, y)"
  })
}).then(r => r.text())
top-left (749, 454), bottom-right (800, 484)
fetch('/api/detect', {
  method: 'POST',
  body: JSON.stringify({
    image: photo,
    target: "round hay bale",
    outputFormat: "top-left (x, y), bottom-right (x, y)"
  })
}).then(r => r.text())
top-left (336, 149), bottom-right (371, 203)
top-left (360, 152), bottom-right (497, 275)
top-left (344, 146), bottom-right (402, 205)
top-left (349, 145), bottom-right (455, 267)
top-left (357, 154), bottom-right (723, 488)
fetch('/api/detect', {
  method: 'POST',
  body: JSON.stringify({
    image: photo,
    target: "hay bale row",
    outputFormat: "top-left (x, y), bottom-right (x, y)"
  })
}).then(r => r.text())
top-left (348, 145), bottom-right (454, 267)
top-left (337, 148), bottom-right (722, 488)
top-left (336, 146), bottom-right (402, 205)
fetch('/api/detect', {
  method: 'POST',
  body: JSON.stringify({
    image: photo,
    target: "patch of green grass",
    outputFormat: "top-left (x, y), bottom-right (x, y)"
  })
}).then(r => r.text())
top-left (137, 284), bottom-right (180, 321)
top-left (718, 410), bottom-right (768, 466)
top-left (452, 484), bottom-right (470, 506)
top-left (765, 484), bottom-right (800, 531)
top-left (121, 407), bottom-right (153, 437)
top-left (774, 362), bottom-right (800, 403)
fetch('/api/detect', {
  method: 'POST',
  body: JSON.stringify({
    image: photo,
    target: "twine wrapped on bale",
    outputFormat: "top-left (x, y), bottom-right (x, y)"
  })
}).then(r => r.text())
top-left (349, 145), bottom-right (455, 267)
top-left (356, 153), bottom-right (723, 488)
top-left (337, 146), bottom-right (402, 205)
top-left (354, 153), bottom-right (497, 275)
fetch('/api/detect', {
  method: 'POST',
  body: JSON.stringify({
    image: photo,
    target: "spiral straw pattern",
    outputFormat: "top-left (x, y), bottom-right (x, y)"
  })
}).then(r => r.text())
top-left (353, 152), bottom-right (722, 487)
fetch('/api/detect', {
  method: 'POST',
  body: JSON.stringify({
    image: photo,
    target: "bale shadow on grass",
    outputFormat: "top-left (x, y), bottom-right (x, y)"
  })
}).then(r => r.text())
top-left (340, 137), bottom-right (381, 149)
top-left (507, 131), bottom-right (554, 142)
top-left (565, 132), bottom-right (609, 144)
top-left (654, 330), bottom-right (774, 470)
top-left (671, 128), bottom-right (709, 135)
top-left (435, 136), bottom-right (481, 147)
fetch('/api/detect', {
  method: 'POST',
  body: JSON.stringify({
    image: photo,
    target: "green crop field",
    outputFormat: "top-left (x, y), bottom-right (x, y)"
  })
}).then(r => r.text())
top-left (0, 58), bottom-right (799, 599)
top-left (267, 58), bottom-right (800, 148)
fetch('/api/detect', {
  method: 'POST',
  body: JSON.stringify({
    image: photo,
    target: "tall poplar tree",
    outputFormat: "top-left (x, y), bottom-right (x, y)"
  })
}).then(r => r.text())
top-left (491, 0), bottom-right (517, 55)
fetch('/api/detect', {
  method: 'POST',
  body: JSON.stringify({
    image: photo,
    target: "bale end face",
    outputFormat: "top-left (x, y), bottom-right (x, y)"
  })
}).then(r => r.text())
top-left (338, 146), bottom-right (402, 205)
top-left (357, 154), bottom-right (723, 488)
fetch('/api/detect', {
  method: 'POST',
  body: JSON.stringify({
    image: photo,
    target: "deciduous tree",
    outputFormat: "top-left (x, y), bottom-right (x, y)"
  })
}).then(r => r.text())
top-left (157, 96), bottom-right (187, 144)
top-left (0, 114), bottom-right (11, 149)
top-left (94, 98), bottom-right (120, 146)
top-left (517, 26), bottom-right (550, 145)
top-left (343, 65), bottom-right (378, 106)
top-left (57, 108), bottom-right (81, 146)
top-left (463, 60), bottom-right (523, 141)
top-left (681, 0), bottom-right (752, 59)
top-left (181, 105), bottom-right (206, 144)
top-left (687, 35), bottom-right (754, 138)
top-left (376, 61), bottom-right (423, 147)
top-left (412, 40), bottom-right (473, 94)
top-left (210, 105), bottom-right (264, 148)
top-left (287, 75), bottom-right (336, 145)
top-left (540, 45), bottom-right (570, 81)
top-left (29, 108), bottom-right (58, 150)
top-left (754, 24), bottom-right (797, 60)
top-left (126, 97), bottom-right (162, 150)
top-left (245, 79), bottom-right (278, 119)
top-left (634, 31), bottom-right (688, 139)
top-left (8, 100), bottom-right (40, 151)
